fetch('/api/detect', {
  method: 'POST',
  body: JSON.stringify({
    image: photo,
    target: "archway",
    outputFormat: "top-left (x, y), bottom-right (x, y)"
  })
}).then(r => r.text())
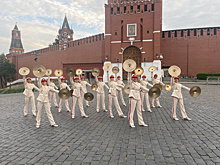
top-left (122, 45), bottom-right (142, 79)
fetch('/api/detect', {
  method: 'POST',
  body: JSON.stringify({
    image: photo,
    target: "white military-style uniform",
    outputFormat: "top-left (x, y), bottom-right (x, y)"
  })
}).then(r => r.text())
top-left (36, 80), bottom-right (59, 127)
top-left (80, 80), bottom-right (92, 107)
top-left (48, 77), bottom-right (58, 107)
top-left (116, 79), bottom-right (126, 106)
top-left (23, 76), bottom-right (40, 116)
top-left (58, 77), bottom-right (71, 112)
top-left (95, 76), bottom-right (109, 112)
top-left (129, 81), bottom-right (149, 127)
top-left (108, 80), bottom-right (125, 117)
top-left (171, 77), bottom-right (190, 119)
top-left (70, 78), bottom-right (87, 118)
top-left (151, 73), bottom-right (165, 107)
top-left (140, 80), bottom-right (153, 112)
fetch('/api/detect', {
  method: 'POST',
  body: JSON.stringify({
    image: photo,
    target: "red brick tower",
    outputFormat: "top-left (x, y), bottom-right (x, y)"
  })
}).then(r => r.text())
top-left (58, 15), bottom-right (74, 50)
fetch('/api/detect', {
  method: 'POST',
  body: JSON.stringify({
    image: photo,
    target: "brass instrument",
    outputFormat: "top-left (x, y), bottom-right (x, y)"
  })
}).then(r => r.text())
top-left (92, 68), bottom-right (100, 77)
top-left (45, 69), bottom-right (52, 76)
top-left (168, 65), bottom-right (181, 77)
top-left (123, 59), bottom-right (136, 72)
top-left (54, 69), bottom-right (63, 77)
top-left (148, 87), bottom-right (161, 99)
top-left (33, 65), bottom-right (46, 77)
top-left (189, 86), bottom-right (201, 98)
top-left (153, 84), bottom-right (163, 91)
top-left (112, 66), bottom-right (119, 74)
top-left (148, 66), bottom-right (157, 72)
top-left (91, 84), bottom-right (98, 91)
top-left (103, 63), bottom-right (112, 71)
top-left (84, 92), bottom-right (94, 101)
top-left (66, 67), bottom-right (76, 77)
top-left (135, 67), bottom-right (144, 75)
top-left (76, 69), bottom-right (83, 76)
top-left (58, 89), bottom-right (71, 100)
top-left (19, 67), bottom-right (30, 76)
top-left (124, 84), bottom-right (130, 94)
top-left (165, 83), bottom-right (172, 91)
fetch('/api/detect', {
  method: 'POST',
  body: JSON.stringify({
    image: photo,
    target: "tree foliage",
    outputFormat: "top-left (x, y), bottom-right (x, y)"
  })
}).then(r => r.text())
top-left (0, 53), bottom-right (16, 89)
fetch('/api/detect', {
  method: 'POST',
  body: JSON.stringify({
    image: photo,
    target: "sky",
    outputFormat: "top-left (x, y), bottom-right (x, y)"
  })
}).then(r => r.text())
top-left (0, 0), bottom-right (220, 54)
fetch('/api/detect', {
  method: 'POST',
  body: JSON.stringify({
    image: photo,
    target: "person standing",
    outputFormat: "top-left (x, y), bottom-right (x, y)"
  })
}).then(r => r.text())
top-left (58, 77), bottom-right (71, 112)
top-left (36, 78), bottom-right (59, 128)
top-left (116, 76), bottom-right (126, 106)
top-left (23, 76), bottom-right (40, 117)
top-left (151, 73), bottom-right (165, 108)
top-left (70, 77), bottom-right (88, 118)
top-left (80, 76), bottom-right (92, 107)
top-left (48, 77), bottom-right (58, 108)
top-left (129, 74), bottom-right (148, 128)
top-left (95, 76), bottom-right (109, 112)
top-left (140, 75), bottom-right (153, 112)
top-left (170, 77), bottom-right (191, 121)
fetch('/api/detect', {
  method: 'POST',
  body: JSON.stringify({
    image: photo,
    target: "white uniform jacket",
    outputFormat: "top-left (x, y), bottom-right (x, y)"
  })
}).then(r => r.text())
top-left (58, 77), bottom-right (71, 90)
top-left (171, 77), bottom-right (190, 99)
top-left (116, 80), bottom-right (125, 91)
top-left (70, 78), bottom-right (86, 98)
top-left (23, 77), bottom-right (40, 97)
top-left (80, 81), bottom-right (91, 93)
top-left (129, 82), bottom-right (149, 101)
top-left (95, 77), bottom-right (109, 94)
top-left (140, 80), bottom-right (153, 93)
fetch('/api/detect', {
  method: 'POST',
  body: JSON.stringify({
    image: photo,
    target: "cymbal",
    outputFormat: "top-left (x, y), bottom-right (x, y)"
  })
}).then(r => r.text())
top-left (54, 69), bottom-right (63, 77)
top-left (148, 87), bottom-right (161, 99)
top-left (153, 84), bottom-right (163, 91)
top-left (189, 86), bottom-right (201, 98)
top-left (124, 84), bottom-right (130, 94)
top-left (148, 66), bottom-right (157, 72)
top-left (84, 92), bottom-right (94, 101)
top-left (66, 67), bottom-right (76, 77)
top-left (76, 69), bottom-right (83, 76)
top-left (135, 67), bottom-right (144, 76)
top-left (92, 68), bottom-right (100, 77)
top-left (19, 67), bottom-right (30, 76)
top-left (112, 66), bottom-right (119, 74)
top-left (33, 65), bottom-right (46, 78)
top-left (168, 65), bottom-right (181, 77)
top-left (45, 69), bottom-right (52, 76)
top-left (165, 83), bottom-right (172, 91)
top-left (58, 89), bottom-right (71, 100)
top-left (91, 84), bottom-right (98, 91)
top-left (123, 59), bottom-right (136, 72)
top-left (103, 63), bottom-right (112, 71)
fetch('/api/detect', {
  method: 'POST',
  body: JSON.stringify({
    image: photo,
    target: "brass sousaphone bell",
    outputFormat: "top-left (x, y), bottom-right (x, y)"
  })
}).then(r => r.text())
top-left (148, 87), bottom-right (161, 99)
top-left (112, 66), bottom-right (119, 74)
top-left (103, 63), bottom-right (112, 71)
top-left (54, 69), bottom-right (63, 77)
top-left (148, 66), bottom-right (157, 73)
top-left (66, 67), bottom-right (76, 77)
top-left (135, 67), bottom-right (144, 76)
top-left (165, 83), bottom-right (172, 91)
top-left (153, 84), bottom-right (163, 91)
top-left (189, 86), bottom-right (201, 98)
top-left (58, 89), bottom-right (71, 100)
top-left (91, 84), bottom-right (98, 91)
top-left (33, 65), bottom-right (46, 77)
top-left (84, 92), bottom-right (94, 101)
top-left (92, 68), bottom-right (100, 77)
top-left (123, 59), bottom-right (136, 72)
top-left (45, 69), bottom-right (52, 76)
top-left (124, 84), bottom-right (130, 94)
top-left (168, 65), bottom-right (181, 77)
top-left (76, 69), bottom-right (83, 76)
top-left (19, 67), bottom-right (30, 76)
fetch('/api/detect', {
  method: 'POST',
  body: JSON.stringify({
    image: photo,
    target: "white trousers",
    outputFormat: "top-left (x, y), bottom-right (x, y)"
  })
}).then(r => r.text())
top-left (140, 92), bottom-right (151, 111)
top-left (108, 94), bottom-right (124, 117)
top-left (81, 91), bottom-right (89, 106)
top-left (151, 97), bottom-right (161, 107)
top-left (24, 96), bottom-right (36, 115)
top-left (97, 93), bottom-right (106, 112)
top-left (58, 99), bottom-right (70, 112)
top-left (71, 96), bottom-right (86, 117)
top-left (36, 101), bottom-right (56, 126)
top-left (117, 90), bottom-right (126, 105)
top-left (129, 98), bottom-right (145, 126)
top-left (49, 92), bottom-right (58, 107)
top-left (172, 97), bottom-right (188, 118)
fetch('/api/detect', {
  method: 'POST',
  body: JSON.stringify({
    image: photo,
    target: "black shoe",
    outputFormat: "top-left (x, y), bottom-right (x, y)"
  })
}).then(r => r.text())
top-left (184, 118), bottom-right (191, 121)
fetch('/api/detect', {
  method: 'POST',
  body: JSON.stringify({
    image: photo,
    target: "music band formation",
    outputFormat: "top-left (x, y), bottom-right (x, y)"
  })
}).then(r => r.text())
top-left (19, 59), bottom-right (201, 128)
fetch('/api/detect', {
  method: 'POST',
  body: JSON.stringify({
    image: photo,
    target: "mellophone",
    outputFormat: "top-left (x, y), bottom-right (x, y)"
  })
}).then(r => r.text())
top-left (19, 60), bottom-right (201, 101)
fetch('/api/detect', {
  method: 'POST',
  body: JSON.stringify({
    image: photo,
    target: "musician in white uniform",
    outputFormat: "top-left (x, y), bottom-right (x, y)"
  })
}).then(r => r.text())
top-left (80, 76), bottom-right (92, 107)
top-left (23, 76), bottom-right (40, 116)
top-left (95, 76), bottom-right (109, 112)
top-left (171, 77), bottom-right (191, 121)
top-left (140, 75), bottom-right (153, 112)
top-left (48, 77), bottom-right (58, 107)
top-left (36, 78), bottom-right (59, 128)
top-left (70, 77), bottom-right (88, 118)
top-left (116, 76), bottom-right (126, 106)
top-left (129, 74), bottom-right (148, 128)
top-left (58, 77), bottom-right (71, 112)
top-left (151, 73), bottom-right (165, 108)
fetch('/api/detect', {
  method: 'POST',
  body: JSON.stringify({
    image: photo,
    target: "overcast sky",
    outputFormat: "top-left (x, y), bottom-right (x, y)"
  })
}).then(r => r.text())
top-left (0, 0), bottom-right (219, 54)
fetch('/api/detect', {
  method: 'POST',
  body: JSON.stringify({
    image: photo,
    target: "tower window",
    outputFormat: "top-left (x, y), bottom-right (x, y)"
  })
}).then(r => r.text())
top-left (151, 4), bottom-right (154, 11)
top-left (124, 6), bottom-right (126, 14)
top-left (214, 28), bottom-right (217, 35)
top-left (168, 31), bottom-right (171, 38)
top-left (147, 29), bottom-right (149, 34)
top-left (111, 8), bottom-right (113, 15)
top-left (137, 5), bottom-right (140, 13)
top-left (117, 7), bottom-right (120, 15)
top-left (117, 59), bottom-right (119, 63)
top-left (144, 5), bottom-right (147, 12)
top-left (201, 29), bottom-right (203, 36)
top-left (207, 29), bottom-right (210, 35)
top-left (162, 32), bottom-right (165, 38)
top-left (194, 29), bottom-right (197, 36)
top-left (130, 6), bottom-right (133, 14)
top-left (187, 30), bottom-right (190, 36)
top-left (115, 31), bottom-right (117, 36)
top-left (174, 31), bottom-right (177, 37)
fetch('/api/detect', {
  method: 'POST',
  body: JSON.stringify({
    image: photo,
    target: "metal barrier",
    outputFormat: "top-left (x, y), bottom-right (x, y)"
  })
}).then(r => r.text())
top-left (206, 76), bottom-right (220, 85)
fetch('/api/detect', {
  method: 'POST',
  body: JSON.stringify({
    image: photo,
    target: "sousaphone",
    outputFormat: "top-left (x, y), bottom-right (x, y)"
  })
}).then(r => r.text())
top-left (103, 63), bottom-right (112, 71)
top-left (19, 67), bottom-right (30, 76)
top-left (123, 59), bottom-right (136, 72)
top-left (92, 68), bottom-right (100, 77)
top-left (33, 65), bottom-right (46, 77)
top-left (148, 87), bottom-right (161, 99)
top-left (135, 67), bottom-right (144, 76)
top-left (84, 92), bottom-right (94, 101)
top-left (58, 89), bottom-right (71, 100)
top-left (189, 86), bottom-right (201, 98)
top-left (66, 67), bottom-right (76, 77)
top-left (54, 69), bottom-right (63, 77)
top-left (76, 69), bottom-right (83, 76)
top-left (148, 66), bottom-right (157, 72)
top-left (168, 65), bottom-right (181, 77)
top-left (45, 69), bottom-right (52, 76)
top-left (112, 66), bottom-right (119, 74)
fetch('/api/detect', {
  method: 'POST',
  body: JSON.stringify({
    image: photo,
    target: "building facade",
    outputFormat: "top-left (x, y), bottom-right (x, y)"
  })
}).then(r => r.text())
top-left (6, 0), bottom-right (220, 80)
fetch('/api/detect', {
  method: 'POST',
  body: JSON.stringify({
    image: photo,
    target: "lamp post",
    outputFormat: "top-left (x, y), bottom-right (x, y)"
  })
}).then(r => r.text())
top-left (31, 50), bottom-right (41, 86)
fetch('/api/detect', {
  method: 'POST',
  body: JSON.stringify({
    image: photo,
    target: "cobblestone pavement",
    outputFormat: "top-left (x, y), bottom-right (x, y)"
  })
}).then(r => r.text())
top-left (0, 84), bottom-right (220, 165)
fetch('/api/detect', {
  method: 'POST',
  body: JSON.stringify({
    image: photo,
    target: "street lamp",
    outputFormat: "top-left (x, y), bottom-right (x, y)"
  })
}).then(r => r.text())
top-left (31, 50), bottom-right (41, 86)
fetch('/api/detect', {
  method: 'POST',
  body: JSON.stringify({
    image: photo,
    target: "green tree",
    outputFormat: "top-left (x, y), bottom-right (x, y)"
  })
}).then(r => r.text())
top-left (0, 53), bottom-right (16, 89)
